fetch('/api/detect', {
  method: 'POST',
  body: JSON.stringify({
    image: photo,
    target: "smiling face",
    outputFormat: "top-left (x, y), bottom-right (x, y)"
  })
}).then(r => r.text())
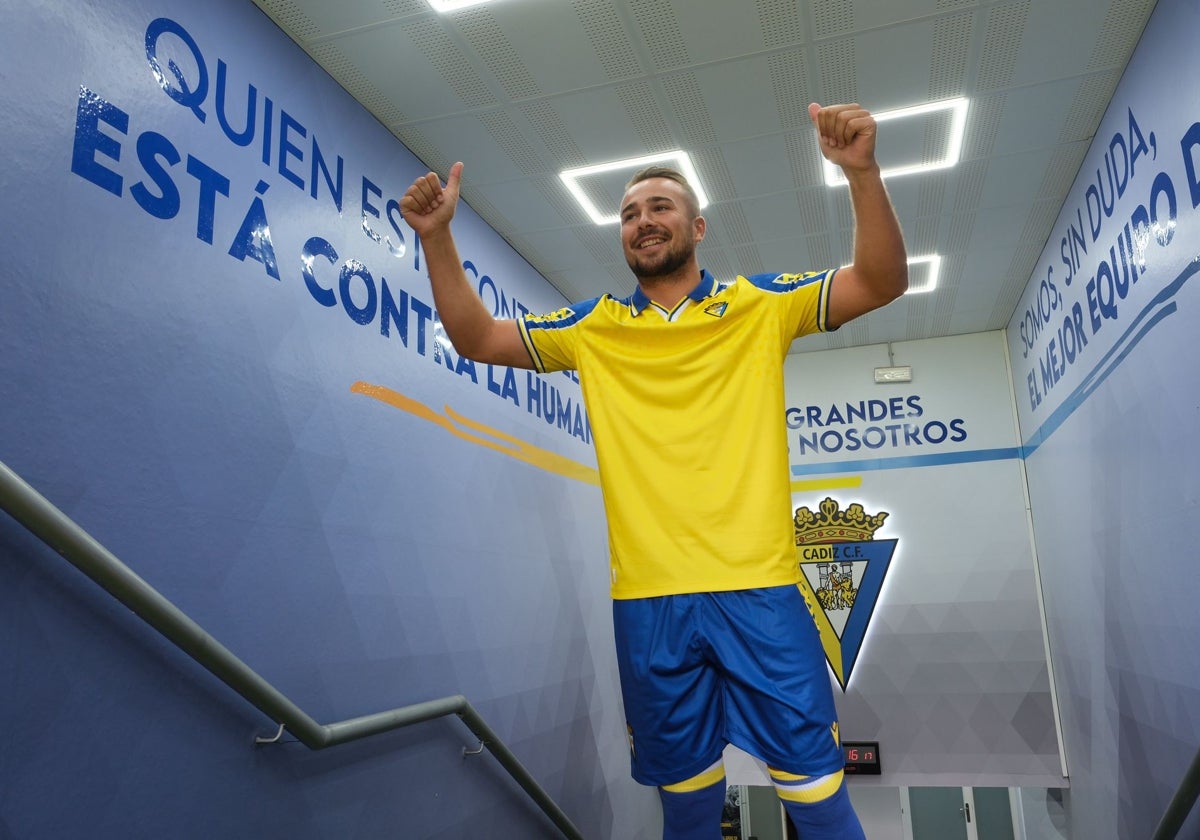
top-left (619, 176), bottom-right (706, 283)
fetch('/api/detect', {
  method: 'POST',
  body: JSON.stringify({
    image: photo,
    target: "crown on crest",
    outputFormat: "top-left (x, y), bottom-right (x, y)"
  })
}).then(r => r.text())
top-left (794, 497), bottom-right (888, 544)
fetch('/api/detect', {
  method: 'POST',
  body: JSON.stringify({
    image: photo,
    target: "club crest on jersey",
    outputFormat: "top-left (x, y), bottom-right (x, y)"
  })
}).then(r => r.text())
top-left (704, 301), bottom-right (728, 318)
top-left (794, 497), bottom-right (896, 691)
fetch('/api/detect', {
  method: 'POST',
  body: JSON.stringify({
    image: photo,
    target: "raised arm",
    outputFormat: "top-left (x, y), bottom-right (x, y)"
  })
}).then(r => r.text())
top-left (809, 103), bottom-right (909, 329)
top-left (399, 162), bottom-right (534, 369)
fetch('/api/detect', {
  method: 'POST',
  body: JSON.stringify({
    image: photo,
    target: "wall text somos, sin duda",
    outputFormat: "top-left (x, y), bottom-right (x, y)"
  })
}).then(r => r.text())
top-left (1015, 107), bottom-right (1200, 412)
top-left (67, 16), bottom-right (590, 445)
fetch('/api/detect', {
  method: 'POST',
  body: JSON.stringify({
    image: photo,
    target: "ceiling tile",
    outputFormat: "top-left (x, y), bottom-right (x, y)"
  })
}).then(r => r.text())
top-left (721, 133), bottom-right (795, 198)
top-left (547, 88), bottom-right (652, 163)
top-left (694, 58), bottom-right (782, 142)
top-left (334, 22), bottom-right (496, 120)
top-left (484, 3), bottom-right (637, 93)
top-left (672, 0), bottom-right (774, 61)
top-left (851, 21), bottom-right (943, 110)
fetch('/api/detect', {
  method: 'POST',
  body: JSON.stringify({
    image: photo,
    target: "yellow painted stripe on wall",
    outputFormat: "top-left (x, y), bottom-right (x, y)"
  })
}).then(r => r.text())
top-left (790, 476), bottom-right (862, 493)
top-left (352, 382), bottom-right (600, 486)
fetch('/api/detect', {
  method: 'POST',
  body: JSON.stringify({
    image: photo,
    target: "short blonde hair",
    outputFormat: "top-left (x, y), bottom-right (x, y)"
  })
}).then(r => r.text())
top-left (624, 166), bottom-right (701, 218)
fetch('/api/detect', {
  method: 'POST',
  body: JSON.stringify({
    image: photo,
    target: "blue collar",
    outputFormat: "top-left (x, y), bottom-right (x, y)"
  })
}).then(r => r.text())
top-left (628, 270), bottom-right (719, 315)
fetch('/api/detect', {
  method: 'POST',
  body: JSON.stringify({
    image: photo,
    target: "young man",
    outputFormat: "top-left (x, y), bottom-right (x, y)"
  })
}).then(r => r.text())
top-left (401, 103), bottom-right (907, 839)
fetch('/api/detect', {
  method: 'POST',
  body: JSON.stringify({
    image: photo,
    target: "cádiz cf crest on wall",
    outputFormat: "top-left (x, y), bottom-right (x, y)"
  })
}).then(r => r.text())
top-left (794, 497), bottom-right (896, 690)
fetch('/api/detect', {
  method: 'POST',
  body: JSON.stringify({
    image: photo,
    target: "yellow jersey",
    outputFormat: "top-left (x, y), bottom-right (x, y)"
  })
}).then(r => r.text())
top-left (518, 269), bottom-right (835, 599)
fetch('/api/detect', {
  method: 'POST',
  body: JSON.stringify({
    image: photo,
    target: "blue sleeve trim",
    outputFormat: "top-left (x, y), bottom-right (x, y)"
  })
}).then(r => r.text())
top-left (818, 268), bottom-right (836, 333)
top-left (520, 295), bottom-right (606, 372)
top-left (516, 318), bottom-right (547, 372)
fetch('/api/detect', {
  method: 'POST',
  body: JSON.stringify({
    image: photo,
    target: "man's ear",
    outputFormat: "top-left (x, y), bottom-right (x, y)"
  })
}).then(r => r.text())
top-left (693, 215), bottom-right (706, 243)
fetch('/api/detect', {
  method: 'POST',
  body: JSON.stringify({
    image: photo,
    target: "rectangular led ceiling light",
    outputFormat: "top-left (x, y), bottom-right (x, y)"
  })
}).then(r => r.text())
top-left (560, 151), bottom-right (710, 225)
top-left (822, 97), bottom-right (969, 187)
top-left (427, 0), bottom-right (494, 11)
top-left (905, 254), bottom-right (941, 294)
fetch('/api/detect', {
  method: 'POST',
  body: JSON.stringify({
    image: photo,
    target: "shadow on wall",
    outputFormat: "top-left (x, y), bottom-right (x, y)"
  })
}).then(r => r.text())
top-left (1044, 788), bottom-right (1069, 836)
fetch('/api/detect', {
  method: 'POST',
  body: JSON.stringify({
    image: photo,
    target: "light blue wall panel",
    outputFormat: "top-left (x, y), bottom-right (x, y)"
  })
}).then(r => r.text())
top-left (1004, 0), bottom-right (1200, 836)
top-left (0, 1), bottom-right (657, 837)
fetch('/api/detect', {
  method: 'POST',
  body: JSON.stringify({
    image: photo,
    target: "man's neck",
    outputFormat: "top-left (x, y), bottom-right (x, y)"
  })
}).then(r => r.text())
top-left (637, 266), bottom-right (703, 309)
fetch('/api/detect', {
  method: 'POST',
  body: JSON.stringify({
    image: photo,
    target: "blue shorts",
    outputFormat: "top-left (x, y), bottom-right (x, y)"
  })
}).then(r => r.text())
top-left (613, 585), bottom-right (844, 786)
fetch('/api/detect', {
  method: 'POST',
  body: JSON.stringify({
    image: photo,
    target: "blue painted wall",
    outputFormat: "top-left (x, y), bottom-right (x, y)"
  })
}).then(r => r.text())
top-left (0, 1), bottom-right (658, 837)
top-left (1005, 0), bottom-right (1200, 835)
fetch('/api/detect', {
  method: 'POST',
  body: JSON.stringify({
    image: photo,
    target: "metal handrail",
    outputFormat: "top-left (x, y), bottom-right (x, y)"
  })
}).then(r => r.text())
top-left (0, 459), bottom-right (583, 840)
top-left (1152, 744), bottom-right (1200, 840)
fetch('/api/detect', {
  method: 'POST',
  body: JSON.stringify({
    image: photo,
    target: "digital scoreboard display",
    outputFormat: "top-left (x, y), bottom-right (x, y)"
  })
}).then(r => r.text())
top-left (842, 741), bottom-right (881, 775)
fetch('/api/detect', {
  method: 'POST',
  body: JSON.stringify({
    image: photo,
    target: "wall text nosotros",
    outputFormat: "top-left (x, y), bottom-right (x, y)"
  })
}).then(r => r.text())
top-left (793, 420), bottom-right (967, 456)
top-left (786, 395), bottom-right (967, 455)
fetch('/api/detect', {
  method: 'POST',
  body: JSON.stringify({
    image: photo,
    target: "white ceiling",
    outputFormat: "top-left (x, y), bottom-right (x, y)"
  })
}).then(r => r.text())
top-left (250, 0), bottom-right (1156, 353)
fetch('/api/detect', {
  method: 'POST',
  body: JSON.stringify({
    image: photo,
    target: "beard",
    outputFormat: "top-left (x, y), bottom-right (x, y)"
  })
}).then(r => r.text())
top-left (625, 231), bottom-right (695, 281)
